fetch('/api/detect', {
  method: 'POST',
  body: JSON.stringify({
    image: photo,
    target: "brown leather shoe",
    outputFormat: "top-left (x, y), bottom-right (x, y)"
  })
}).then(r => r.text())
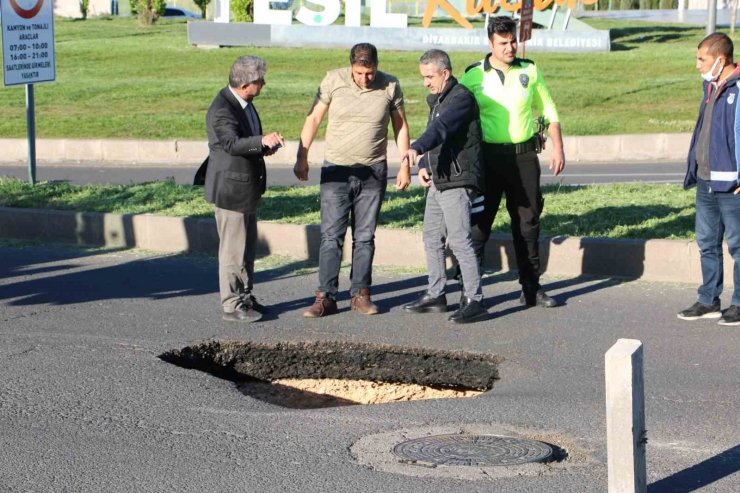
top-left (303, 292), bottom-right (338, 318)
top-left (351, 288), bottom-right (379, 315)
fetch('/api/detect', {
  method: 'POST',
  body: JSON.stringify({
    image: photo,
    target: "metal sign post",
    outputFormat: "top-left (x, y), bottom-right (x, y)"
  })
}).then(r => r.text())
top-left (519, 0), bottom-right (534, 57)
top-left (26, 83), bottom-right (37, 184)
top-left (1, 0), bottom-right (57, 185)
top-left (707, 0), bottom-right (718, 34)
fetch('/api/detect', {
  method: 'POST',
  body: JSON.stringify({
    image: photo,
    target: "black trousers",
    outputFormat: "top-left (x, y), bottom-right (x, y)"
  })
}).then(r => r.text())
top-left (472, 146), bottom-right (544, 292)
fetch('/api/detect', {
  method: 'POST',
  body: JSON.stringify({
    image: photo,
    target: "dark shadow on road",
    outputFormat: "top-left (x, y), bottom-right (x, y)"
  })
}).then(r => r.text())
top-left (648, 445), bottom-right (740, 492)
top-left (484, 272), bottom-right (624, 309)
top-left (0, 244), bottom-right (133, 281)
top-left (489, 304), bottom-right (529, 319)
top-left (0, 244), bottom-right (318, 307)
top-left (371, 276), bottom-right (433, 312)
top-left (0, 251), bottom-right (215, 306)
top-left (370, 268), bottom-right (625, 315)
top-left (159, 349), bottom-right (358, 409)
top-left (236, 380), bottom-right (358, 409)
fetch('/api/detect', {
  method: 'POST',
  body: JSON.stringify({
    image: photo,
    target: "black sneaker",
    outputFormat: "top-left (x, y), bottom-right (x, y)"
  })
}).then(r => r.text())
top-left (449, 297), bottom-right (488, 324)
top-left (718, 305), bottom-right (740, 326)
top-left (520, 290), bottom-right (558, 308)
top-left (246, 294), bottom-right (269, 314)
top-left (403, 293), bottom-right (447, 313)
top-left (222, 304), bottom-right (262, 323)
top-left (677, 301), bottom-right (721, 321)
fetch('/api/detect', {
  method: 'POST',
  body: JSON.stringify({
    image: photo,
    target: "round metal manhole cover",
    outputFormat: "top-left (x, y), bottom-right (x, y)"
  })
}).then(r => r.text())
top-left (392, 434), bottom-right (553, 467)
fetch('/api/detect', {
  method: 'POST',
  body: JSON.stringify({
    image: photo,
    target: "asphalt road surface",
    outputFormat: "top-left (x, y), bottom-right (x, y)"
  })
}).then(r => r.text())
top-left (0, 161), bottom-right (686, 187)
top-left (1, 244), bottom-right (739, 492)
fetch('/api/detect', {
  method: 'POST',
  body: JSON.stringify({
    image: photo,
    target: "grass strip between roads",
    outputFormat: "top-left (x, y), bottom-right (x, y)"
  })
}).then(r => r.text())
top-left (0, 16), bottom-right (711, 140)
top-left (0, 178), bottom-right (696, 240)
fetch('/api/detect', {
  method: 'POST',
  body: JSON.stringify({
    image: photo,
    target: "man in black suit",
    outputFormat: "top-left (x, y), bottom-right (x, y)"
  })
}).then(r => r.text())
top-left (204, 55), bottom-right (284, 323)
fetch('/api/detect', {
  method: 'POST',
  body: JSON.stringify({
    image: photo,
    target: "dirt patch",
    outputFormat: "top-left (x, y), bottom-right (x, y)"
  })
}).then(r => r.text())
top-left (241, 378), bottom-right (483, 407)
top-left (275, 378), bottom-right (482, 403)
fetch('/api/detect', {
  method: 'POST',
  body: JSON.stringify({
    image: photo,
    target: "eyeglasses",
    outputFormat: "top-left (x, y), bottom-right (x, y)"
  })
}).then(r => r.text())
top-left (250, 77), bottom-right (266, 85)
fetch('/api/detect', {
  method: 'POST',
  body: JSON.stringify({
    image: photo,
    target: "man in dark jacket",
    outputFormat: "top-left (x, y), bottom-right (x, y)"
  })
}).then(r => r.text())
top-left (400, 49), bottom-right (488, 324)
top-left (204, 55), bottom-right (284, 323)
top-left (679, 33), bottom-right (740, 326)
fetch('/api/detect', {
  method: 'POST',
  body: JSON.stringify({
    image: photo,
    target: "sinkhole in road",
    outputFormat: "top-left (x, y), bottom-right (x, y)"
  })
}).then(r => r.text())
top-left (159, 341), bottom-right (503, 410)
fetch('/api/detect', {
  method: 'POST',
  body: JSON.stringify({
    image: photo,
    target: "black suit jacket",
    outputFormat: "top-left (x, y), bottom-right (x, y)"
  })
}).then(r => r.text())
top-left (203, 86), bottom-right (267, 214)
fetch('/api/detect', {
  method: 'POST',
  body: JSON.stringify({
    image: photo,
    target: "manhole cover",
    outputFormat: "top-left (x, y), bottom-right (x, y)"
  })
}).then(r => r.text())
top-left (392, 434), bottom-right (553, 467)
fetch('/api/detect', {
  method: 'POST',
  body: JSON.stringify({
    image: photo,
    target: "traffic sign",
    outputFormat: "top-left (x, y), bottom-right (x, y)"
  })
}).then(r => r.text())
top-left (519, 0), bottom-right (534, 44)
top-left (1, 0), bottom-right (56, 86)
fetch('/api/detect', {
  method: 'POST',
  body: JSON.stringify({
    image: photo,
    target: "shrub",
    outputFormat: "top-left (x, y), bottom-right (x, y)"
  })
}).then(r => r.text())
top-left (79, 0), bottom-right (89, 19)
top-left (231, 0), bottom-right (253, 22)
top-left (135, 0), bottom-right (166, 25)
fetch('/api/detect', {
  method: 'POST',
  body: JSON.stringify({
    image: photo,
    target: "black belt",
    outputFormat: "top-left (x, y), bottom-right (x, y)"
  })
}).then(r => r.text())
top-left (485, 137), bottom-right (537, 155)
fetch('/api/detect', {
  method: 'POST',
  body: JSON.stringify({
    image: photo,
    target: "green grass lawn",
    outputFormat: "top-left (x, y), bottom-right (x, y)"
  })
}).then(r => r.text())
top-left (0, 16), bottom-right (714, 140)
top-left (0, 178), bottom-right (696, 240)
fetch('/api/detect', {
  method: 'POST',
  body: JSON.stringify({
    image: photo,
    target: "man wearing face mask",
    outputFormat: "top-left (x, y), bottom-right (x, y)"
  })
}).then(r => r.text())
top-left (679, 33), bottom-right (740, 326)
top-left (399, 49), bottom-right (487, 323)
top-left (460, 16), bottom-right (565, 310)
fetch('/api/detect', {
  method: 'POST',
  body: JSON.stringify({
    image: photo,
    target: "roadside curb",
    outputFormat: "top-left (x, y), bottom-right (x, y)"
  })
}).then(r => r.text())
top-left (0, 133), bottom-right (692, 165)
top-left (0, 207), bottom-right (721, 285)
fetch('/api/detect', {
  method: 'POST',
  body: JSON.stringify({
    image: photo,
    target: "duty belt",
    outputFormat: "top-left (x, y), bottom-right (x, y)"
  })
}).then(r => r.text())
top-left (485, 137), bottom-right (537, 155)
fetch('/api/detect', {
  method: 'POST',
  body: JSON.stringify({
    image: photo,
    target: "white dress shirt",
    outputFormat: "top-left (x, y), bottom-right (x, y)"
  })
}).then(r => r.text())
top-left (228, 86), bottom-right (260, 136)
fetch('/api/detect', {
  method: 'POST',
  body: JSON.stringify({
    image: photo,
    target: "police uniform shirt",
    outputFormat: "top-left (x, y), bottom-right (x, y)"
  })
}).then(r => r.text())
top-left (460, 55), bottom-right (559, 145)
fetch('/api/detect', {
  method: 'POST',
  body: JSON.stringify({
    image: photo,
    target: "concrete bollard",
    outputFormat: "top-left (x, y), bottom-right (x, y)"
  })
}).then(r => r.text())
top-left (605, 339), bottom-right (647, 493)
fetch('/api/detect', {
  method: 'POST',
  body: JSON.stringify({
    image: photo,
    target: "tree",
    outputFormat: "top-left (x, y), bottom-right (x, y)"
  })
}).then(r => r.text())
top-left (619, 0), bottom-right (639, 9)
top-left (194, 0), bottom-right (210, 18)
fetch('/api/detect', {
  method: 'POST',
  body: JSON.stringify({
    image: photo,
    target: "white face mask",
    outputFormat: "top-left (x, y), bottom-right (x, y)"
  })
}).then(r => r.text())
top-left (702, 58), bottom-right (723, 82)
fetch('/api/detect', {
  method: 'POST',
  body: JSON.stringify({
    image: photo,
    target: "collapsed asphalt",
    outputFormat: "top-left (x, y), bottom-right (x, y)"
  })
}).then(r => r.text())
top-left (1, 244), bottom-right (739, 492)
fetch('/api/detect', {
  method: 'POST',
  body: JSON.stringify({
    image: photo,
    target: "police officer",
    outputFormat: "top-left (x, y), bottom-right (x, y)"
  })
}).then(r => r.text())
top-left (460, 16), bottom-right (565, 308)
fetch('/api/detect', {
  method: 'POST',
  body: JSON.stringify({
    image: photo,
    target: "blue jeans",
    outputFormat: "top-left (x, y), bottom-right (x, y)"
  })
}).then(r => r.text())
top-left (695, 178), bottom-right (740, 306)
top-left (318, 161), bottom-right (387, 298)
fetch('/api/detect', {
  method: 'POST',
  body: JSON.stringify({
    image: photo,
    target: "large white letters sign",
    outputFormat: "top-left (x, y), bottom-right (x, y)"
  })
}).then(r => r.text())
top-left (253, 0), bottom-right (407, 28)
top-left (215, 0), bottom-right (231, 22)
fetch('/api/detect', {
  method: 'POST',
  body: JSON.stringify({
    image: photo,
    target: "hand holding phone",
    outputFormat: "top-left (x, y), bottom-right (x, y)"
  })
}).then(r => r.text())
top-left (262, 132), bottom-right (285, 151)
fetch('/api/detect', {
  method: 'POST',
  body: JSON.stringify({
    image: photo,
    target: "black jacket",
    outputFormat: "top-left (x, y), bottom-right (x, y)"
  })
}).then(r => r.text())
top-left (410, 77), bottom-right (484, 193)
top-left (203, 86), bottom-right (267, 214)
